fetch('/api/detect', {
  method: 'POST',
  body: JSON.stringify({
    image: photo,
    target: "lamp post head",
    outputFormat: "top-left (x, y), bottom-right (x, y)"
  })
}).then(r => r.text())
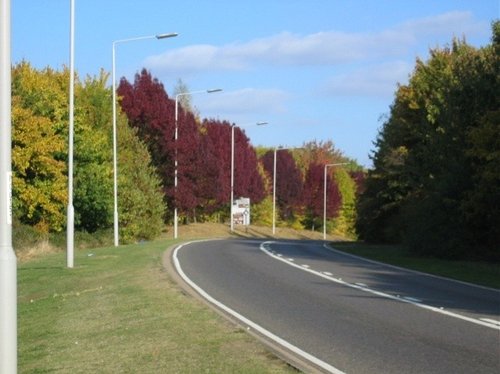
top-left (256, 121), bottom-right (268, 126)
top-left (156, 33), bottom-right (179, 39)
top-left (207, 88), bottom-right (223, 93)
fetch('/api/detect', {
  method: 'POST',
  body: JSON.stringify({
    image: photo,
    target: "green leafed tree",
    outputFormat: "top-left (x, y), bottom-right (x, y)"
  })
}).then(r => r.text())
top-left (12, 62), bottom-right (166, 242)
top-left (357, 21), bottom-right (500, 260)
top-left (117, 114), bottom-right (166, 242)
top-left (11, 62), bottom-right (68, 232)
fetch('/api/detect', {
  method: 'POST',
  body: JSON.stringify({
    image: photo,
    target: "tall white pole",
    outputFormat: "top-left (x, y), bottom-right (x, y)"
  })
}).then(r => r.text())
top-left (112, 41), bottom-right (119, 246)
top-left (230, 122), bottom-right (267, 232)
top-left (230, 125), bottom-right (235, 231)
top-left (174, 97), bottom-right (179, 239)
top-left (112, 33), bottom-right (178, 246)
top-left (323, 165), bottom-right (327, 240)
top-left (67, 0), bottom-right (75, 268)
top-left (272, 148), bottom-right (277, 235)
top-left (0, 0), bottom-right (17, 371)
top-left (173, 89), bottom-right (221, 239)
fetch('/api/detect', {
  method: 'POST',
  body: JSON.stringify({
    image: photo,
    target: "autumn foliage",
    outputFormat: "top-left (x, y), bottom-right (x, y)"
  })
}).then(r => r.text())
top-left (12, 64), bottom-right (361, 242)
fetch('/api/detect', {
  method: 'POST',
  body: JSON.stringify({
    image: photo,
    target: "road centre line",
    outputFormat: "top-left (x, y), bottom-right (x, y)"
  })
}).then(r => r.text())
top-left (173, 241), bottom-right (345, 374)
top-left (260, 241), bottom-right (500, 331)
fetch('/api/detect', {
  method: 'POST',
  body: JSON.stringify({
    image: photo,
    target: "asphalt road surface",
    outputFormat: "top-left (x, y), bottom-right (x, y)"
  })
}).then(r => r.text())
top-left (172, 239), bottom-right (500, 373)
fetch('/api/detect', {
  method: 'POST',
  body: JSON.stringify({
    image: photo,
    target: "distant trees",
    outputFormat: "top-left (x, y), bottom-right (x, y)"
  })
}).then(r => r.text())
top-left (356, 21), bottom-right (499, 260)
top-left (12, 62), bottom-right (363, 242)
top-left (11, 63), bottom-right (165, 242)
top-left (261, 150), bottom-right (303, 222)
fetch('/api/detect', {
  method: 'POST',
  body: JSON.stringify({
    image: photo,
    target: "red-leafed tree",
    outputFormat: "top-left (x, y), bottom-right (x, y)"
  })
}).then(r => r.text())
top-left (197, 119), bottom-right (232, 213)
top-left (301, 163), bottom-right (341, 229)
top-left (117, 69), bottom-right (202, 220)
top-left (197, 119), bottom-right (265, 215)
top-left (233, 127), bottom-right (265, 204)
top-left (260, 150), bottom-right (303, 220)
top-left (117, 69), bottom-right (173, 180)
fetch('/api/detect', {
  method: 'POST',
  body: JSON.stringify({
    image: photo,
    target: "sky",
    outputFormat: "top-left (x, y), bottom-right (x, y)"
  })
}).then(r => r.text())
top-left (11, 0), bottom-right (499, 167)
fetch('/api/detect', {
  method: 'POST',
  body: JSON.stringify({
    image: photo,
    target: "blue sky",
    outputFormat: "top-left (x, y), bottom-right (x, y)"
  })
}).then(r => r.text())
top-left (12, 0), bottom-right (498, 167)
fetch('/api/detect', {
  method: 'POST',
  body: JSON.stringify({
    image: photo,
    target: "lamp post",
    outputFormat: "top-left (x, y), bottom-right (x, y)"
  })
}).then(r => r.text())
top-left (230, 122), bottom-right (267, 232)
top-left (323, 163), bottom-right (348, 240)
top-left (112, 32), bottom-right (177, 246)
top-left (0, 0), bottom-right (17, 371)
top-left (174, 88), bottom-right (222, 239)
top-left (67, 0), bottom-right (75, 268)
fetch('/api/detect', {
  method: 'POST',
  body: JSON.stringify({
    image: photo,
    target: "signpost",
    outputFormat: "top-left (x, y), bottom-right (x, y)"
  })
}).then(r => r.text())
top-left (232, 197), bottom-right (250, 226)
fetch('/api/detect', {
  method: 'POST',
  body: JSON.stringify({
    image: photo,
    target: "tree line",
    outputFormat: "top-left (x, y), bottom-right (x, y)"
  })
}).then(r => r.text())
top-left (117, 70), bottom-right (362, 235)
top-left (356, 21), bottom-right (499, 260)
top-left (11, 63), bottom-right (362, 243)
top-left (13, 23), bottom-right (495, 259)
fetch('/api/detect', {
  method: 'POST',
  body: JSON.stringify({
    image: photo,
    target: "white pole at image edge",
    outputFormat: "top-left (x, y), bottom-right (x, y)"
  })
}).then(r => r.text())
top-left (0, 0), bottom-right (18, 372)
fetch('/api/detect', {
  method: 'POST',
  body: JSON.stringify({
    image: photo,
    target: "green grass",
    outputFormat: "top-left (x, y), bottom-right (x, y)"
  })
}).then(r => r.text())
top-left (18, 239), bottom-right (296, 373)
top-left (329, 241), bottom-right (500, 289)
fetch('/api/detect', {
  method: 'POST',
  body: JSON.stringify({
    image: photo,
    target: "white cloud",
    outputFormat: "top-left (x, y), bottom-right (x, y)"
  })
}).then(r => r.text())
top-left (398, 10), bottom-right (486, 38)
top-left (197, 88), bottom-right (291, 116)
top-left (144, 11), bottom-right (486, 75)
top-left (322, 61), bottom-right (413, 97)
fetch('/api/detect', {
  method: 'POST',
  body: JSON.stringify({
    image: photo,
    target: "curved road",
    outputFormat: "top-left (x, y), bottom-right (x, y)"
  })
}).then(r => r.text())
top-left (172, 239), bottom-right (500, 373)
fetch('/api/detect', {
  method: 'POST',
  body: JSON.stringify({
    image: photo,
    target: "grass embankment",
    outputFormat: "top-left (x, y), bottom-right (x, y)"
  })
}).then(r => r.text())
top-left (18, 223), bottom-right (499, 372)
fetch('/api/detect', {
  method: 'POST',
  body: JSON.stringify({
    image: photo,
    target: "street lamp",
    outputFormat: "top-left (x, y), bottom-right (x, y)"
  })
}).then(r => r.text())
top-left (112, 32), bottom-right (178, 246)
top-left (174, 88), bottom-right (222, 239)
top-left (67, 0), bottom-right (75, 268)
top-left (230, 122), bottom-right (268, 232)
top-left (323, 163), bottom-right (348, 240)
top-left (272, 147), bottom-right (302, 235)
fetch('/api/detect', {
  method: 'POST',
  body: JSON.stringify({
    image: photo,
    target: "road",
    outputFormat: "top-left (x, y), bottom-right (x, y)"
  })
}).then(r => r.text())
top-left (171, 239), bottom-right (500, 373)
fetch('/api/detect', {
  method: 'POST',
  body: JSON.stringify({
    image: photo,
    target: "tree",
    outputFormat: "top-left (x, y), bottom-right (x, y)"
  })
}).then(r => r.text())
top-left (117, 116), bottom-right (165, 242)
top-left (73, 71), bottom-right (113, 232)
top-left (118, 69), bottom-right (203, 221)
top-left (11, 62), bottom-right (68, 232)
top-left (196, 120), bottom-right (265, 219)
top-left (12, 100), bottom-right (67, 232)
top-left (356, 23), bottom-right (500, 260)
top-left (301, 163), bottom-right (341, 231)
top-left (261, 150), bottom-right (303, 221)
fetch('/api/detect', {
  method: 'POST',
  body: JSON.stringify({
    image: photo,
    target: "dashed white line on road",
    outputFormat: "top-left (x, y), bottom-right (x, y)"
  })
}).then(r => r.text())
top-left (403, 296), bottom-right (422, 303)
top-left (260, 241), bottom-right (500, 331)
top-left (480, 318), bottom-right (500, 326)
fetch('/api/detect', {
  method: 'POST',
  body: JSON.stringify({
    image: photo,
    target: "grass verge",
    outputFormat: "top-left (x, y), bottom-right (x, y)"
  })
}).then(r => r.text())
top-left (329, 241), bottom-right (500, 289)
top-left (18, 238), bottom-right (297, 373)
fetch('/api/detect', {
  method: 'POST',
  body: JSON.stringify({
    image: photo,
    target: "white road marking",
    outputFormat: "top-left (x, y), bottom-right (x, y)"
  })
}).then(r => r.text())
top-left (403, 296), bottom-right (422, 303)
top-left (301, 264), bottom-right (310, 268)
top-left (480, 318), bottom-right (500, 326)
top-left (260, 241), bottom-right (500, 331)
top-left (323, 272), bottom-right (333, 276)
top-left (287, 258), bottom-right (295, 262)
top-left (355, 283), bottom-right (367, 287)
top-left (173, 241), bottom-right (345, 374)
